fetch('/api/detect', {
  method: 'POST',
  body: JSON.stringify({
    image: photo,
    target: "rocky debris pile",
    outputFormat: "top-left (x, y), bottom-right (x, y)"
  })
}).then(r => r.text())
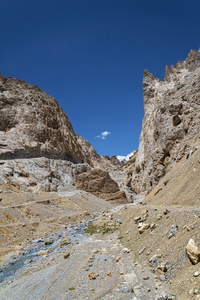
top-left (125, 49), bottom-right (200, 193)
top-left (75, 169), bottom-right (127, 203)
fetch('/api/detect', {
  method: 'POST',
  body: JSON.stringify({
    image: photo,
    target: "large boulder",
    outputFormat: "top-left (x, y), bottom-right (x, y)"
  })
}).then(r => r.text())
top-left (186, 239), bottom-right (200, 264)
top-left (75, 169), bottom-right (127, 203)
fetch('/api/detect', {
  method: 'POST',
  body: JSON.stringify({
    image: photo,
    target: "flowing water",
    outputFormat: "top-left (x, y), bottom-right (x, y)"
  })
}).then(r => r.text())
top-left (0, 198), bottom-right (144, 289)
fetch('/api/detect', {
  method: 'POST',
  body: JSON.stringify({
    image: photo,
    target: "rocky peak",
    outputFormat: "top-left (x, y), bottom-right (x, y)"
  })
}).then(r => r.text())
top-left (126, 49), bottom-right (200, 193)
top-left (0, 75), bottom-right (84, 163)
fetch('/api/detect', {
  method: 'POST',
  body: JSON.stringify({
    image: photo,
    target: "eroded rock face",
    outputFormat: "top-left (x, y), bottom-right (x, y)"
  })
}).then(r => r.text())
top-left (0, 74), bottom-right (113, 192)
top-left (75, 169), bottom-right (127, 203)
top-left (0, 158), bottom-right (91, 192)
top-left (129, 49), bottom-right (200, 193)
top-left (0, 74), bottom-right (84, 162)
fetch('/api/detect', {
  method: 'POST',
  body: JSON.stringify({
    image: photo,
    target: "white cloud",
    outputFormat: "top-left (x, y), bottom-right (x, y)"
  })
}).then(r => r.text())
top-left (117, 150), bottom-right (135, 162)
top-left (96, 131), bottom-right (111, 140)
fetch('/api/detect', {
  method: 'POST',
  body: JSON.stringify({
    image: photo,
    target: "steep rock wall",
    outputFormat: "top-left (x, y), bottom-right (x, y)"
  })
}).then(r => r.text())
top-left (0, 74), bottom-right (109, 191)
top-left (129, 49), bottom-right (200, 193)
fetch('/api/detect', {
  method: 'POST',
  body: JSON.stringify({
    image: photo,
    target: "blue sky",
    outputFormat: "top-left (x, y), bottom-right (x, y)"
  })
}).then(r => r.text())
top-left (0, 0), bottom-right (200, 157)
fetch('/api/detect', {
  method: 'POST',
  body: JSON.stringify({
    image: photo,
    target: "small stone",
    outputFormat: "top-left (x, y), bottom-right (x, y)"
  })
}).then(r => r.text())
top-left (171, 224), bottom-right (178, 236)
top-left (89, 272), bottom-right (96, 280)
top-left (163, 209), bottom-right (169, 215)
top-left (189, 288), bottom-right (193, 295)
top-left (150, 223), bottom-right (157, 230)
top-left (107, 270), bottom-right (112, 276)
top-left (142, 209), bottom-right (148, 215)
top-left (119, 271), bottom-right (124, 275)
top-left (44, 238), bottom-right (54, 245)
top-left (194, 271), bottom-right (200, 277)
top-left (159, 275), bottom-right (166, 281)
top-left (158, 263), bottom-right (168, 272)
top-left (68, 287), bottom-right (75, 290)
top-left (64, 252), bottom-right (70, 259)
top-left (147, 288), bottom-right (151, 292)
top-left (183, 225), bottom-right (191, 231)
top-left (134, 216), bottom-right (141, 224)
top-left (116, 256), bottom-right (121, 262)
top-left (157, 214), bottom-right (162, 220)
top-left (194, 289), bottom-right (199, 295)
top-left (36, 250), bottom-right (48, 256)
top-left (139, 247), bottom-right (146, 254)
top-left (149, 255), bottom-right (158, 267)
top-left (138, 223), bottom-right (150, 234)
top-left (24, 259), bottom-right (32, 264)
top-left (143, 276), bottom-right (149, 280)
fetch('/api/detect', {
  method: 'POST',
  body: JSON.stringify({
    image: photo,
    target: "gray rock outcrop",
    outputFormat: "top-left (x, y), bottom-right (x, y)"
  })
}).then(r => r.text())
top-left (127, 49), bottom-right (200, 193)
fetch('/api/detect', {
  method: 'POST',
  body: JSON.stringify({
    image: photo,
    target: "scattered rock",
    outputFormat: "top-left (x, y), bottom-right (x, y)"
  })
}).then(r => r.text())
top-left (159, 275), bottom-right (166, 281)
top-left (138, 223), bottom-right (150, 234)
top-left (193, 271), bottom-right (200, 277)
top-left (183, 225), bottom-right (191, 231)
top-left (157, 214), bottom-right (162, 220)
top-left (134, 216), bottom-right (141, 224)
top-left (115, 256), bottom-right (121, 262)
top-left (44, 238), bottom-right (54, 245)
top-left (163, 209), bottom-right (169, 215)
top-left (168, 224), bottom-right (178, 239)
top-left (107, 270), bottom-right (112, 276)
top-left (89, 272), bottom-right (96, 280)
top-left (186, 239), bottom-right (200, 264)
top-left (150, 223), bottom-right (157, 230)
top-left (63, 252), bottom-right (70, 259)
top-left (149, 255), bottom-right (158, 267)
top-left (142, 209), bottom-right (148, 215)
top-left (139, 247), bottom-right (146, 255)
top-left (158, 262), bottom-right (168, 272)
top-left (36, 250), bottom-right (48, 256)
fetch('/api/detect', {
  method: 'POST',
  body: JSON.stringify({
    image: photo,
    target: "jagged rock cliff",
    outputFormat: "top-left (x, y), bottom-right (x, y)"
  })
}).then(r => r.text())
top-left (0, 74), bottom-right (85, 162)
top-left (0, 74), bottom-right (116, 192)
top-left (126, 49), bottom-right (200, 193)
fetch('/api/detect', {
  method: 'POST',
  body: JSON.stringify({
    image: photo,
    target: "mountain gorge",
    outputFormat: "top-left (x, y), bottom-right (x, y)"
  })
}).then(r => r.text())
top-left (0, 49), bottom-right (200, 300)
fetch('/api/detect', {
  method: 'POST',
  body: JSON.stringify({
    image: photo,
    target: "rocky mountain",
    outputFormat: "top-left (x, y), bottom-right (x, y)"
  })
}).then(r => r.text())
top-left (125, 49), bottom-right (200, 193)
top-left (0, 74), bottom-right (120, 193)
